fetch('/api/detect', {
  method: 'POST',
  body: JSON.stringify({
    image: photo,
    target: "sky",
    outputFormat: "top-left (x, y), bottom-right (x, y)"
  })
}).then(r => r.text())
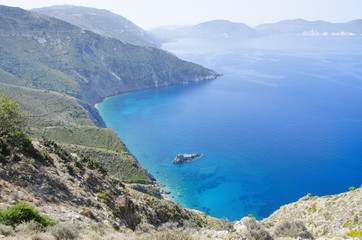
top-left (0, 0), bottom-right (361, 29)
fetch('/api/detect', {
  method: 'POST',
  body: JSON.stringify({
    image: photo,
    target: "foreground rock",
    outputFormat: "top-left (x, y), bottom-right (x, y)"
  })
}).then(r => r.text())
top-left (172, 153), bottom-right (202, 164)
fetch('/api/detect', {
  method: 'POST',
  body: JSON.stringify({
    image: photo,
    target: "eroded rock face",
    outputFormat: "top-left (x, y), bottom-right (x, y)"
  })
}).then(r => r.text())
top-left (172, 154), bottom-right (202, 164)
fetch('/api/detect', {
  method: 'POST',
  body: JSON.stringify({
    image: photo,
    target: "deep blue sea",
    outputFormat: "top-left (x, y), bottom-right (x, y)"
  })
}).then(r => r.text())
top-left (98, 36), bottom-right (362, 221)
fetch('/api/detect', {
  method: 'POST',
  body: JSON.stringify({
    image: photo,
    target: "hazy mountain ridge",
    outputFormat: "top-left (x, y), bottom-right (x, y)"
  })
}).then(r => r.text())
top-left (151, 19), bottom-right (261, 42)
top-left (255, 18), bottom-right (362, 36)
top-left (151, 18), bottom-right (362, 42)
top-left (32, 5), bottom-right (161, 47)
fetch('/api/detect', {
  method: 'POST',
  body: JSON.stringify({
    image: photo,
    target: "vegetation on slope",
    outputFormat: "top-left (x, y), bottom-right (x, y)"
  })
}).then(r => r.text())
top-left (0, 96), bottom-right (223, 239)
top-left (0, 202), bottom-right (56, 227)
top-left (0, 5), bottom-right (219, 105)
top-left (60, 144), bottom-right (153, 184)
top-left (0, 87), bottom-right (152, 184)
top-left (32, 5), bottom-right (161, 47)
top-left (0, 83), bottom-right (93, 128)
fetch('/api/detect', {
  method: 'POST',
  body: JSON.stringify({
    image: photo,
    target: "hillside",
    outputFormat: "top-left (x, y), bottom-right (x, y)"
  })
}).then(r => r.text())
top-left (0, 83), bottom-right (152, 184)
top-left (262, 190), bottom-right (362, 238)
top-left (0, 5), bottom-right (219, 108)
top-left (1, 134), bottom-right (360, 239)
top-left (32, 5), bottom-right (161, 47)
top-left (1, 95), bottom-right (360, 239)
top-left (0, 129), bottom-right (226, 239)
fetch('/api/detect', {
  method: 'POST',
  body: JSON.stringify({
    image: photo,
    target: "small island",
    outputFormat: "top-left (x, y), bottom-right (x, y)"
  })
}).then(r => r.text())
top-left (172, 153), bottom-right (202, 164)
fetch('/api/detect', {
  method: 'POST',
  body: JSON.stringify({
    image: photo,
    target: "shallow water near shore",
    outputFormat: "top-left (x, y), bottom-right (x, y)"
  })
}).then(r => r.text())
top-left (98, 36), bottom-right (362, 220)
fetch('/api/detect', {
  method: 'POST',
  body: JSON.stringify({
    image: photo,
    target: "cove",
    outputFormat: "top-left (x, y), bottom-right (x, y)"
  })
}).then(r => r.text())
top-left (98, 36), bottom-right (362, 220)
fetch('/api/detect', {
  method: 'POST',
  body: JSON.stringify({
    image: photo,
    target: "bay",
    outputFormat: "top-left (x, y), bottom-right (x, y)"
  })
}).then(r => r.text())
top-left (98, 36), bottom-right (362, 220)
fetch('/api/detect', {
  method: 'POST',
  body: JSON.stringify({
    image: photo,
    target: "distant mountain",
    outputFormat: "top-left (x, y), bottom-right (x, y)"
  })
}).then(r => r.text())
top-left (0, 5), bottom-right (219, 108)
top-left (151, 20), bottom-right (261, 42)
top-left (255, 19), bottom-right (362, 36)
top-left (32, 5), bottom-right (160, 47)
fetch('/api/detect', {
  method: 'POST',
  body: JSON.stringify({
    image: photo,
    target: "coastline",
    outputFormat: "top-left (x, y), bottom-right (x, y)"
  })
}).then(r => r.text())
top-left (95, 95), bottom-right (178, 203)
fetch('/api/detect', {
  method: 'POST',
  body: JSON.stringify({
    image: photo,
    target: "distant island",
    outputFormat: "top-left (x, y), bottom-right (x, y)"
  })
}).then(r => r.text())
top-left (172, 153), bottom-right (203, 164)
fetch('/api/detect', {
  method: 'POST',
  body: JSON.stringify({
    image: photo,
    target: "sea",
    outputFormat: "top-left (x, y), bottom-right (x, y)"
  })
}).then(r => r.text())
top-left (98, 36), bottom-right (362, 221)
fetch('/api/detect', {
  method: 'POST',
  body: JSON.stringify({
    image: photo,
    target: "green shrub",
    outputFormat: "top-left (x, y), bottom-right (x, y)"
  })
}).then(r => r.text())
top-left (346, 230), bottom-right (362, 238)
top-left (349, 186), bottom-right (356, 191)
top-left (194, 219), bottom-right (202, 227)
top-left (0, 138), bottom-right (10, 156)
top-left (40, 151), bottom-right (53, 166)
top-left (0, 153), bottom-right (6, 164)
top-left (97, 191), bottom-right (111, 205)
top-left (0, 93), bottom-right (29, 142)
top-left (0, 202), bottom-right (56, 227)
top-left (248, 214), bottom-right (254, 218)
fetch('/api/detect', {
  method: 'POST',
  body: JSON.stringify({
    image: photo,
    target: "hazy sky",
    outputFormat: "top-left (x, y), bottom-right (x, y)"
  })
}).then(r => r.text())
top-left (1, 0), bottom-right (361, 29)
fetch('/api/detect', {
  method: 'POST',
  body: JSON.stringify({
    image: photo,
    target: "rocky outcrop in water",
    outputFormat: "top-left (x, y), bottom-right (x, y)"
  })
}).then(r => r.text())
top-left (172, 153), bottom-right (202, 164)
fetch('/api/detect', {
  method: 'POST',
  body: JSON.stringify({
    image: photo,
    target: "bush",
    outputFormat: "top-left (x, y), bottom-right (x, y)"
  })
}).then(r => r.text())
top-left (0, 224), bottom-right (13, 236)
top-left (15, 220), bottom-right (42, 234)
top-left (50, 222), bottom-right (78, 240)
top-left (157, 221), bottom-right (178, 231)
top-left (274, 221), bottom-right (313, 239)
top-left (151, 229), bottom-right (194, 240)
top-left (0, 93), bottom-right (29, 143)
top-left (80, 207), bottom-right (94, 219)
top-left (0, 202), bottom-right (56, 227)
top-left (346, 230), bottom-right (362, 238)
top-left (349, 186), bottom-right (356, 191)
top-left (234, 217), bottom-right (273, 240)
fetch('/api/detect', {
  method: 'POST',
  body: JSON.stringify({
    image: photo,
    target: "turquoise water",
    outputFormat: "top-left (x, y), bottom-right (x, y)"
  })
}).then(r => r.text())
top-left (98, 36), bottom-right (362, 220)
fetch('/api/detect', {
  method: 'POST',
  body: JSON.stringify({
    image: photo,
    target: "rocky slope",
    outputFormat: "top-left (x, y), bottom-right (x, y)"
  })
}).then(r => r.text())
top-left (1, 92), bottom-right (361, 239)
top-left (0, 136), bottom-right (222, 232)
top-left (262, 190), bottom-right (362, 238)
top-left (32, 5), bottom-right (160, 48)
top-left (229, 189), bottom-right (362, 240)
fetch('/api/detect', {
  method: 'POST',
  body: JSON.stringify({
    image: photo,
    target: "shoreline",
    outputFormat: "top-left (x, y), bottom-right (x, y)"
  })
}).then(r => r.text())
top-left (154, 181), bottom-right (175, 201)
top-left (96, 98), bottom-right (177, 202)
